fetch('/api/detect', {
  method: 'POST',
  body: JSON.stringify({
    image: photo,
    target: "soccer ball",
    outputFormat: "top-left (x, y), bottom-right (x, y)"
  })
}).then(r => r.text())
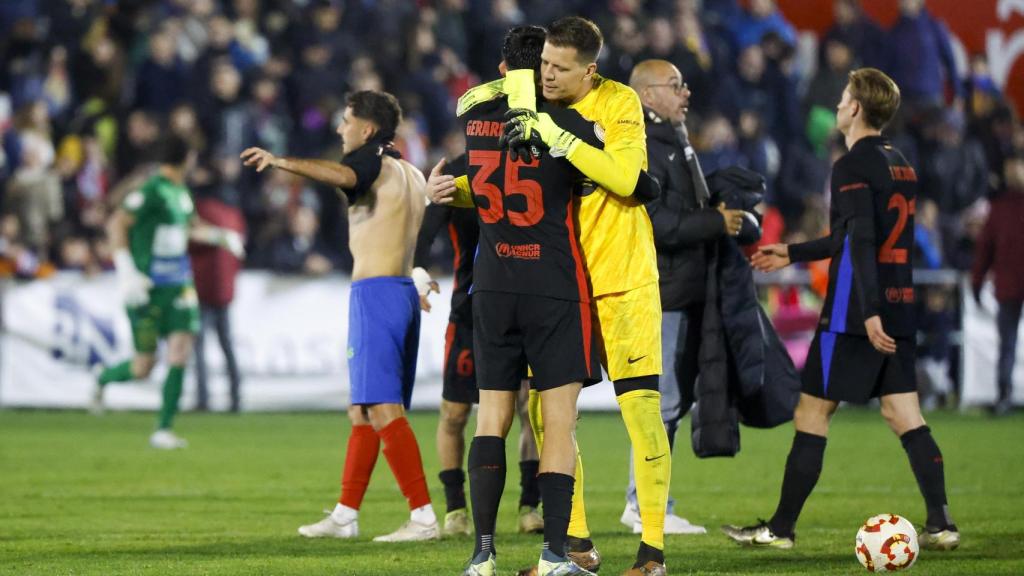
top-left (855, 514), bottom-right (919, 572)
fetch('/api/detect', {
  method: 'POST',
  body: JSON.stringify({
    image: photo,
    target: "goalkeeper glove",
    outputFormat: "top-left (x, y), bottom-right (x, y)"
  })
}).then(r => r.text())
top-left (500, 109), bottom-right (545, 162)
top-left (114, 248), bottom-right (153, 307)
top-left (535, 113), bottom-right (581, 157)
top-left (498, 69), bottom-right (544, 162)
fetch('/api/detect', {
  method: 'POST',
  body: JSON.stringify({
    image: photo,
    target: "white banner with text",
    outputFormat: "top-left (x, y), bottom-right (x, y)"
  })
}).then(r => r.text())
top-left (0, 273), bottom-right (618, 411)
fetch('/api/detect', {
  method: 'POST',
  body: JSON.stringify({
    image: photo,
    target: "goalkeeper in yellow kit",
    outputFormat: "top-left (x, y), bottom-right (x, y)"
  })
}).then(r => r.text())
top-left (442, 16), bottom-right (672, 576)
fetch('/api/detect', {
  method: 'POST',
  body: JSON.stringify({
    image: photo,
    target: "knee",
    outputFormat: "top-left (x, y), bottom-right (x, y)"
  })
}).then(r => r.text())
top-left (347, 405), bottom-right (369, 425)
top-left (475, 407), bottom-right (514, 438)
top-left (166, 338), bottom-right (194, 366)
top-left (132, 356), bottom-right (156, 378)
top-left (440, 402), bottom-right (470, 433)
top-left (793, 405), bottom-right (830, 436)
top-left (366, 405), bottom-right (402, 431)
top-left (881, 404), bottom-right (924, 436)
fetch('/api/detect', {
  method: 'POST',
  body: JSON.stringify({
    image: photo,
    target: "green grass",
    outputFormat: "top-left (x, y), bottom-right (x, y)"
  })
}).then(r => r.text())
top-left (1, 409), bottom-right (1022, 575)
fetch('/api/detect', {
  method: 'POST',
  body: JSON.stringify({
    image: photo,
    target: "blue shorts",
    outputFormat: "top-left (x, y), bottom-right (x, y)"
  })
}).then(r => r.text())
top-left (348, 276), bottom-right (421, 408)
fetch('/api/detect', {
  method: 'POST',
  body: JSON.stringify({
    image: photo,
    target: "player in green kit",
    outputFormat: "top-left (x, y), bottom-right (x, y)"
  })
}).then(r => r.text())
top-left (92, 136), bottom-right (244, 450)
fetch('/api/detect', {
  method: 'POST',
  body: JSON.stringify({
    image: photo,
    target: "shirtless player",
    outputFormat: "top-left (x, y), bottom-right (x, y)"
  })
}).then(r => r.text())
top-left (241, 90), bottom-right (440, 542)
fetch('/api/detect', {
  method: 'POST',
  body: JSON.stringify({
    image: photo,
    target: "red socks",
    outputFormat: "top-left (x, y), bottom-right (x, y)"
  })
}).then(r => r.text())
top-left (339, 424), bottom-right (380, 509)
top-left (379, 417), bottom-right (432, 510)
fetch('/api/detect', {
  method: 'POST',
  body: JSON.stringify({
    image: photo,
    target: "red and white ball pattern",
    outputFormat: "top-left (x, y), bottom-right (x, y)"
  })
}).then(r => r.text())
top-left (855, 514), bottom-right (919, 572)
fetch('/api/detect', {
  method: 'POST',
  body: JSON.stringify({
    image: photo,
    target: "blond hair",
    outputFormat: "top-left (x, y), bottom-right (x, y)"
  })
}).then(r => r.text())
top-left (847, 68), bottom-right (900, 130)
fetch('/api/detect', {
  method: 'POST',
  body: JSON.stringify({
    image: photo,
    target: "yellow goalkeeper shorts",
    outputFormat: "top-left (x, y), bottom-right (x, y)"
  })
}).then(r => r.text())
top-left (594, 282), bottom-right (662, 381)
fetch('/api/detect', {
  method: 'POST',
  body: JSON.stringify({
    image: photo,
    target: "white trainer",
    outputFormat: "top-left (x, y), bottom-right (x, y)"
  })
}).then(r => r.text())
top-left (149, 429), bottom-right (188, 450)
top-left (89, 383), bottom-right (105, 415)
top-left (623, 504), bottom-right (706, 535)
top-left (638, 513), bottom-right (707, 535)
top-left (89, 365), bottom-right (105, 415)
top-left (372, 519), bottom-right (440, 542)
top-left (298, 512), bottom-right (359, 539)
top-left (620, 503), bottom-right (641, 529)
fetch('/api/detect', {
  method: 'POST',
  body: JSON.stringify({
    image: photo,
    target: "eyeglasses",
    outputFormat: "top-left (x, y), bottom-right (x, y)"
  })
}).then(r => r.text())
top-left (647, 82), bottom-right (688, 94)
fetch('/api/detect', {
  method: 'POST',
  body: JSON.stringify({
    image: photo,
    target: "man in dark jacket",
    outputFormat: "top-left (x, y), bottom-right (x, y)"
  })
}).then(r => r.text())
top-left (619, 58), bottom-right (747, 535)
top-left (972, 154), bottom-right (1024, 416)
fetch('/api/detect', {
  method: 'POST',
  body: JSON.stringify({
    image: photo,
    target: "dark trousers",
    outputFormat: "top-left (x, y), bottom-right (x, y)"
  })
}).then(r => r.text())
top-left (996, 300), bottom-right (1023, 403)
top-left (195, 304), bottom-right (242, 411)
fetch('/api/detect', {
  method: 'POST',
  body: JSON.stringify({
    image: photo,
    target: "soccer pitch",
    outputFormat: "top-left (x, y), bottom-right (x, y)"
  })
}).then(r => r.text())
top-left (1, 409), bottom-right (1022, 575)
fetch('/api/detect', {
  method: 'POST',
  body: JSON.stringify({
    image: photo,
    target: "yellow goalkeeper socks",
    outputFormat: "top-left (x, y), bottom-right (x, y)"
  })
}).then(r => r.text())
top-left (567, 446), bottom-right (590, 538)
top-left (617, 389), bottom-right (670, 550)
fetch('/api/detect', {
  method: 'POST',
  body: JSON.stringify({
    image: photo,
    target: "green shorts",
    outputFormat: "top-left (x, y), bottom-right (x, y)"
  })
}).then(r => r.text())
top-left (127, 284), bottom-right (200, 353)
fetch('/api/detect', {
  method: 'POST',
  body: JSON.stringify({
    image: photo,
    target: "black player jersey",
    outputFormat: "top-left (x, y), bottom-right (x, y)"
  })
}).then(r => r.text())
top-left (789, 136), bottom-right (916, 338)
top-left (413, 156), bottom-right (478, 324)
top-left (463, 98), bottom-right (602, 302)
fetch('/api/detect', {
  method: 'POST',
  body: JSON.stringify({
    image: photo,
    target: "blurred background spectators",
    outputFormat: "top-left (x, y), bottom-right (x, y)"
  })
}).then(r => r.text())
top-left (2, 0), bottom-right (1018, 278)
top-left (1, 0), bottom-right (1021, 403)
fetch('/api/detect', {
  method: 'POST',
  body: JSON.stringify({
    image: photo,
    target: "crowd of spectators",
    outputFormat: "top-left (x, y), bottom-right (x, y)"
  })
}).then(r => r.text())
top-left (1, 0), bottom-right (1022, 283)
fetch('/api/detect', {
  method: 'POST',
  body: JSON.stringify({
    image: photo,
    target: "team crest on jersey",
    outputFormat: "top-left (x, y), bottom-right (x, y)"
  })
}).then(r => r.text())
top-left (593, 122), bottom-right (606, 143)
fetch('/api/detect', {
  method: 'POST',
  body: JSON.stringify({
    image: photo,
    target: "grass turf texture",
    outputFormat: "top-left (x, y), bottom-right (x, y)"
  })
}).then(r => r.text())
top-left (1, 409), bottom-right (1022, 575)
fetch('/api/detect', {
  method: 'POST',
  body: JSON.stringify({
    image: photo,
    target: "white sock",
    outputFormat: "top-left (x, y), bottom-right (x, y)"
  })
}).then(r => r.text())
top-left (331, 503), bottom-right (358, 523)
top-left (411, 504), bottom-right (436, 525)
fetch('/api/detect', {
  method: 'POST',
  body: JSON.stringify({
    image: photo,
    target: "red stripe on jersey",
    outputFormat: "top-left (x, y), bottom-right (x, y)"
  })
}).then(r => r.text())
top-left (564, 197), bottom-right (592, 376)
top-left (839, 182), bottom-right (868, 192)
top-left (443, 321), bottom-right (455, 376)
top-left (448, 222), bottom-right (461, 291)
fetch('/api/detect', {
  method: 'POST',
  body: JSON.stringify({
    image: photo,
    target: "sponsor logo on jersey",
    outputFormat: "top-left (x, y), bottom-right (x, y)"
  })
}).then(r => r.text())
top-left (495, 242), bottom-right (541, 260)
top-left (885, 287), bottom-right (915, 304)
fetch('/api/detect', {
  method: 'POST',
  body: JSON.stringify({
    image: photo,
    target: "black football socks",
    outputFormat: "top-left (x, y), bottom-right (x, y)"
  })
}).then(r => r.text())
top-left (769, 431), bottom-right (827, 538)
top-left (439, 468), bottom-right (467, 513)
top-left (519, 459), bottom-right (540, 508)
top-left (468, 436), bottom-right (505, 557)
top-left (901, 425), bottom-right (956, 531)
top-left (537, 472), bottom-right (574, 558)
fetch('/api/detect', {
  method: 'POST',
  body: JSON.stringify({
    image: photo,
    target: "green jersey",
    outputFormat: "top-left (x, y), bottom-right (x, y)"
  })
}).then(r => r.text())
top-left (123, 174), bottom-right (195, 287)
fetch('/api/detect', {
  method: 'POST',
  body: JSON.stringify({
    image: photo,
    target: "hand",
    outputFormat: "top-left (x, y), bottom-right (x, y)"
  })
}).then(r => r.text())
top-left (113, 249), bottom-right (152, 307)
top-left (717, 203), bottom-right (745, 237)
top-left (427, 158), bottom-right (457, 204)
top-left (533, 112), bottom-right (580, 158)
top-left (864, 315), bottom-right (897, 355)
top-left (220, 230), bottom-right (246, 259)
top-left (240, 147), bottom-right (277, 172)
top-left (412, 267), bottom-right (440, 312)
top-left (304, 253), bottom-right (332, 275)
top-left (750, 243), bottom-right (790, 272)
top-left (500, 109), bottom-right (545, 162)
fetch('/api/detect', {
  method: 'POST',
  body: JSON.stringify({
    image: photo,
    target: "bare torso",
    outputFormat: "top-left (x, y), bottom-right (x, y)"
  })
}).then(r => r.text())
top-left (347, 156), bottom-right (426, 281)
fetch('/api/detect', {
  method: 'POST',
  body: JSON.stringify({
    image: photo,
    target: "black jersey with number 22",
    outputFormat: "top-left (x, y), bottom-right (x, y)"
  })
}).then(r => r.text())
top-left (791, 135), bottom-right (917, 338)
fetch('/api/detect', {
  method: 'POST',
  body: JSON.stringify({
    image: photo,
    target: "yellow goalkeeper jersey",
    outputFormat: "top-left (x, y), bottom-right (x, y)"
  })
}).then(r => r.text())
top-left (450, 74), bottom-right (658, 296)
top-left (569, 75), bottom-right (657, 297)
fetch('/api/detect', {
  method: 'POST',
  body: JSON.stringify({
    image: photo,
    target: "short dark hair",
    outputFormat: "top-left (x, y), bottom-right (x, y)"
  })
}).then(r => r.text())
top-left (547, 16), bottom-right (603, 63)
top-left (346, 90), bottom-right (402, 139)
top-left (502, 25), bottom-right (547, 70)
top-left (159, 134), bottom-right (192, 166)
